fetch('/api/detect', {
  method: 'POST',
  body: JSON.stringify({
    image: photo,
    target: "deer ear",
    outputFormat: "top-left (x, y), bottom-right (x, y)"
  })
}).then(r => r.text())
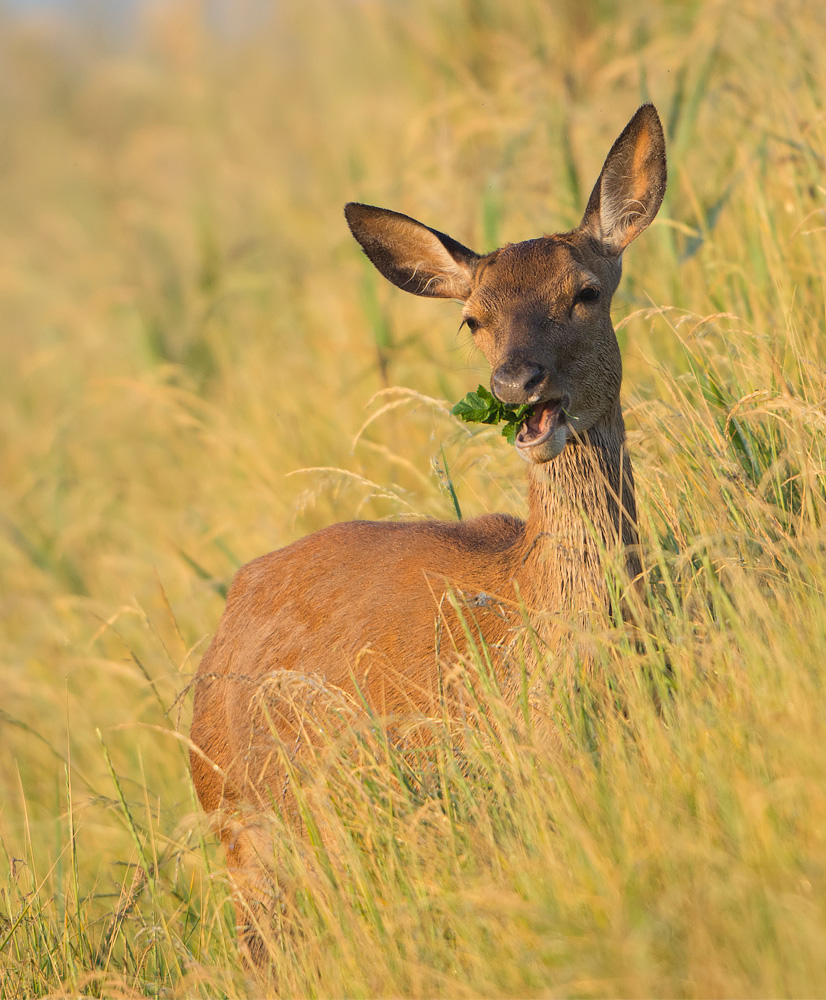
top-left (345, 203), bottom-right (479, 300)
top-left (580, 104), bottom-right (667, 256)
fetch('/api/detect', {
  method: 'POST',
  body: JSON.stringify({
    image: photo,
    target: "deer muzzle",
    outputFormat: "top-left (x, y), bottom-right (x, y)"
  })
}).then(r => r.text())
top-left (490, 359), bottom-right (549, 405)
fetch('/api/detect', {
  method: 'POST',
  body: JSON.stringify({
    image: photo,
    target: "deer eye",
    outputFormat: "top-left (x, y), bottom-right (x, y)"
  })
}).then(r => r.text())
top-left (462, 316), bottom-right (480, 334)
top-left (574, 287), bottom-right (600, 305)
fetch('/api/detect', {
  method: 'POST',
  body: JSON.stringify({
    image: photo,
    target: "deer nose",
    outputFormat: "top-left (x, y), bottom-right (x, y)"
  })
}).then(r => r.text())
top-left (491, 360), bottom-right (547, 405)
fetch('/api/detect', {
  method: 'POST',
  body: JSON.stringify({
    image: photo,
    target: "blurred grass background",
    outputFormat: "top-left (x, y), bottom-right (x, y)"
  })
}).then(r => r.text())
top-left (2, 0), bottom-right (826, 995)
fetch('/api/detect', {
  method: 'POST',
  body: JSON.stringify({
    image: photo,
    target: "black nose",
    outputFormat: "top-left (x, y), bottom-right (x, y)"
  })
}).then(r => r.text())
top-left (491, 360), bottom-right (546, 405)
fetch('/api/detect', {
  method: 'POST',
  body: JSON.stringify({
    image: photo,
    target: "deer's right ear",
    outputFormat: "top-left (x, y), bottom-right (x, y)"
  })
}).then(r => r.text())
top-left (580, 104), bottom-right (667, 256)
top-left (345, 203), bottom-right (479, 300)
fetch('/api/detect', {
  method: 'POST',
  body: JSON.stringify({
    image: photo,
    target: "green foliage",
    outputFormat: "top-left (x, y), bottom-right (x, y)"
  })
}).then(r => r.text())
top-left (451, 384), bottom-right (534, 445)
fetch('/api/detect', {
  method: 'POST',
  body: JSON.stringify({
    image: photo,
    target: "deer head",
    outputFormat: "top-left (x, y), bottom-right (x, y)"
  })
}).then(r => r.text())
top-left (345, 103), bottom-right (666, 463)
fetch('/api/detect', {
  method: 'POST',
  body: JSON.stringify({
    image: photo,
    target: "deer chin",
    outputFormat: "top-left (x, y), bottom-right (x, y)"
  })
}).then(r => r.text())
top-left (515, 399), bottom-right (570, 464)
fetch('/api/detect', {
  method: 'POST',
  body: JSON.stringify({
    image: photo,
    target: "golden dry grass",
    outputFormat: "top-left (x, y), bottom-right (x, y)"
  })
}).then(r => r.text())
top-left (2, 0), bottom-right (826, 995)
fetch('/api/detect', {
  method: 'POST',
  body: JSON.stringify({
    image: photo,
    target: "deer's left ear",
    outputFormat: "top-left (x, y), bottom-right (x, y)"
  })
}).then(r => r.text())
top-left (580, 104), bottom-right (667, 256)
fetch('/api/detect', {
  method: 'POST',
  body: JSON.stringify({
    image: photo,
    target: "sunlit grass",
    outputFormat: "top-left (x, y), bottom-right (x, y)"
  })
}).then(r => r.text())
top-left (1, 0), bottom-right (826, 995)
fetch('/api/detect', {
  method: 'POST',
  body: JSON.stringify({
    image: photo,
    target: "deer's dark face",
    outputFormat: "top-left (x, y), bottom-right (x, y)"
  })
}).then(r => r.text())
top-left (463, 235), bottom-right (623, 462)
top-left (345, 103), bottom-right (666, 465)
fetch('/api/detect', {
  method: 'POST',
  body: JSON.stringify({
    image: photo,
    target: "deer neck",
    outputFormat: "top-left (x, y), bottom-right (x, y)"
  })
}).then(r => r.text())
top-left (514, 398), bottom-right (640, 616)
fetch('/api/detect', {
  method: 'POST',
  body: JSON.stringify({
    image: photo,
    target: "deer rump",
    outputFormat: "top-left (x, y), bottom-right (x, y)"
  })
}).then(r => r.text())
top-left (190, 513), bottom-right (525, 812)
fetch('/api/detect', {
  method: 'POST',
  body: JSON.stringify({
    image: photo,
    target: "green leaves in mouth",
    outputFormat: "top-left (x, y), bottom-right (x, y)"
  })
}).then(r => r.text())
top-left (451, 385), bottom-right (534, 445)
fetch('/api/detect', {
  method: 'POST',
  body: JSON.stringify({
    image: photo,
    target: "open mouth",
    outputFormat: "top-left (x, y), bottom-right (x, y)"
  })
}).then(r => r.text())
top-left (515, 399), bottom-right (566, 449)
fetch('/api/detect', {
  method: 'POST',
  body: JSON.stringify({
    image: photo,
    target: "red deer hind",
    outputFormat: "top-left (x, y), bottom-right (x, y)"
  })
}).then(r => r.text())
top-left (190, 104), bottom-right (667, 959)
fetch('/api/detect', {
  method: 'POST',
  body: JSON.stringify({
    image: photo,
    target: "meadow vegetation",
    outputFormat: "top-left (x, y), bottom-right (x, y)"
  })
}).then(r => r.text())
top-left (1, 0), bottom-right (826, 995)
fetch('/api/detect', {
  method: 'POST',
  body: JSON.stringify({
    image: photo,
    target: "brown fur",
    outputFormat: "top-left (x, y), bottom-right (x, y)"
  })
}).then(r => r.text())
top-left (189, 104), bottom-right (667, 961)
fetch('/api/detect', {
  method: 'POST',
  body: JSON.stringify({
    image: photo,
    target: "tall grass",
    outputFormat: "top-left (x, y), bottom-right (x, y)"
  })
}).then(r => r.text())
top-left (1, 0), bottom-right (826, 995)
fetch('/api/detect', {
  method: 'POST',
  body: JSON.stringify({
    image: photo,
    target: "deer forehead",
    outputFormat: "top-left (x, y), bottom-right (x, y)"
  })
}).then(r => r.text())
top-left (464, 233), bottom-right (620, 327)
top-left (466, 236), bottom-right (611, 318)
